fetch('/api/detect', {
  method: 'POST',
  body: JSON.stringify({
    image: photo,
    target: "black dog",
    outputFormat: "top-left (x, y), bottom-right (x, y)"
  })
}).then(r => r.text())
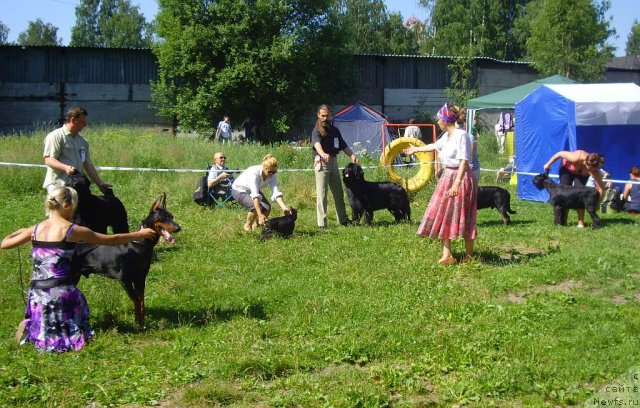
top-left (342, 163), bottom-right (411, 225)
top-left (477, 186), bottom-right (516, 226)
top-left (532, 173), bottom-right (600, 228)
top-left (72, 194), bottom-right (181, 327)
top-left (67, 172), bottom-right (129, 234)
top-left (260, 208), bottom-right (297, 239)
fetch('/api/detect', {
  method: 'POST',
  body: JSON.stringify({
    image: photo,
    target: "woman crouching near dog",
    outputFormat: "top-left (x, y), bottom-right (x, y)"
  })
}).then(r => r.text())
top-left (543, 150), bottom-right (606, 228)
top-left (231, 154), bottom-right (292, 231)
top-left (403, 103), bottom-right (477, 265)
top-left (1, 186), bottom-right (157, 352)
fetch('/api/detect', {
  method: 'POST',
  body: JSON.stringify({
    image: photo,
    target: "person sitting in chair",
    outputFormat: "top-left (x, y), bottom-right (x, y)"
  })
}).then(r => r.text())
top-left (207, 151), bottom-right (233, 199)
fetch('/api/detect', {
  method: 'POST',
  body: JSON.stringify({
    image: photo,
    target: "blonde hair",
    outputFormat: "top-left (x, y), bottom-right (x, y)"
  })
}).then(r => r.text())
top-left (262, 154), bottom-right (278, 171)
top-left (45, 186), bottom-right (78, 216)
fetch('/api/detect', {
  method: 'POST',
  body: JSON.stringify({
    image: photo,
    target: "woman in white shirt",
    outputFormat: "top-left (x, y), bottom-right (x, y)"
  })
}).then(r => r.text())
top-left (403, 103), bottom-right (478, 265)
top-left (231, 154), bottom-right (291, 231)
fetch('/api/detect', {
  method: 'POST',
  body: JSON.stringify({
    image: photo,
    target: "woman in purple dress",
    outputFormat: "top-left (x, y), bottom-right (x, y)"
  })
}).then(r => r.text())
top-left (1, 186), bottom-right (156, 352)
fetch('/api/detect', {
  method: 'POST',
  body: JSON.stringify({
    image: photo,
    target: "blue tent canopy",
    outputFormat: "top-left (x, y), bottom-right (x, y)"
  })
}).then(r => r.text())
top-left (515, 83), bottom-right (640, 201)
top-left (332, 103), bottom-right (393, 156)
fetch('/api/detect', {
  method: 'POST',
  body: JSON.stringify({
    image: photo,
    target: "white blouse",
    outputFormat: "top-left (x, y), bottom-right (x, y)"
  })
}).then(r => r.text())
top-left (435, 128), bottom-right (472, 168)
top-left (231, 165), bottom-right (283, 201)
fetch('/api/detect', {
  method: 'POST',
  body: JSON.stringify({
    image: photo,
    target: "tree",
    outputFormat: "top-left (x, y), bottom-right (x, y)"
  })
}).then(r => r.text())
top-left (70, 0), bottom-right (154, 48)
top-left (337, 0), bottom-right (417, 54)
top-left (0, 21), bottom-right (9, 45)
top-left (420, 0), bottom-right (531, 60)
top-left (152, 0), bottom-right (355, 138)
top-left (525, 0), bottom-right (614, 82)
top-left (17, 19), bottom-right (61, 46)
top-left (626, 19), bottom-right (640, 56)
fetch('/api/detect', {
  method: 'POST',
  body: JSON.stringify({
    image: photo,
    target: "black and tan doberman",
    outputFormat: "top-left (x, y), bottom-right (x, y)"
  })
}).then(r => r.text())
top-left (72, 193), bottom-right (181, 327)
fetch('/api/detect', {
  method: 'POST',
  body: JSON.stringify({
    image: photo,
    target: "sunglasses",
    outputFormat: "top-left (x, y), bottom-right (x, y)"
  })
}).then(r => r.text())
top-left (217, 156), bottom-right (226, 159)
top-left (267, 169), bottom-right (278, 175)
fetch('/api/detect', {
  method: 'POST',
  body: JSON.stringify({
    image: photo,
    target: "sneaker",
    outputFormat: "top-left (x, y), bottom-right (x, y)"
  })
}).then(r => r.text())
top-left (15, 320), bottom-right (27, 344)
top-left (577, 223), bottom-right (585, 228)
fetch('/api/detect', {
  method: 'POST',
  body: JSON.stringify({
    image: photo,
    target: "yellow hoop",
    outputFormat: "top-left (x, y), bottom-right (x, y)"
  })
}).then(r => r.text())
top-left (380, 137), bottom-right (434, 193)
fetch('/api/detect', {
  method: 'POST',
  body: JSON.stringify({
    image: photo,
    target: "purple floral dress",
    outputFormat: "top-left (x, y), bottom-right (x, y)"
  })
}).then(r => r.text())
top-left (19, 223), bottom-right (94, 352)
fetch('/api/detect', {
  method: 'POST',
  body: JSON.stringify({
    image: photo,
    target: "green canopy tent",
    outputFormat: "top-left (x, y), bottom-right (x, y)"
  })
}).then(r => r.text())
top-left (465, 75), bottom-right (577, 150)
top-left (467, 75), bottom-right (577, 110)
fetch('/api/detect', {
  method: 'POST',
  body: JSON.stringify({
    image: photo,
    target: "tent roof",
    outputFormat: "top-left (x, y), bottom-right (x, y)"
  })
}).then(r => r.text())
top-left (467, 75), bottom-right (577, 110)
top-left (545, 83), bottom-right (640, 102)
top-left (334, 102), bottom-right (388, 122)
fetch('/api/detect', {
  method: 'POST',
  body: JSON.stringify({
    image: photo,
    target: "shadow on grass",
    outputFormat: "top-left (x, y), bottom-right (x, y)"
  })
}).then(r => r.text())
top-left (476, 219), bottom-right (535, 227)
top-left (92, 302), bottom-right (268, 333)
top-left (474, 244), bottom-right (560, 266)
top-left (601, 217), bottom-right (639, 226)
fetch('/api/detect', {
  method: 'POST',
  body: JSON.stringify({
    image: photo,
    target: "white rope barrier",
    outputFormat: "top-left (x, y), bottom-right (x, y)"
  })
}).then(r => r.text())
top-left (1, 160), bottom-right (639, 184)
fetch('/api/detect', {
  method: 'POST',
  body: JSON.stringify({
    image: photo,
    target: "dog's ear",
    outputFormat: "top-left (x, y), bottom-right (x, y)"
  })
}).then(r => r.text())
top-left (356, 165), bottom-right (364, 179)
top-left (150, 195), bottom-right (163, 213)
top-left (161, 193), bottom-right (167, 209)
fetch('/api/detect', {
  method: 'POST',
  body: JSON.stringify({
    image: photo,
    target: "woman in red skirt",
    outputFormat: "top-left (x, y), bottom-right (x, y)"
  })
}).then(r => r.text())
top-left (403, 103), bottom-right (477, 265)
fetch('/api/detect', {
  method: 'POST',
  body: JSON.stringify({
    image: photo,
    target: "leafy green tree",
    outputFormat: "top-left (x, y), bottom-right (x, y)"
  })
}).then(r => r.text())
top-left (337, 0), bottom-right (417, 54)
top-left (626, 19), bottom-right (640, 56)
top-left (420, 0), bottom-right (531, 60)
top-left (0, 21), bottom-right (9, 45)
top-left (152, 0), bottom-right (354, 138)
top-left (385, 12), bottom-right (420, 55)
top-left (525, 0), bottom-right (614, 82)
top-left (70, 0), bottom-right (154, 48)
top-left (17, 19), bottom-right (61, 46)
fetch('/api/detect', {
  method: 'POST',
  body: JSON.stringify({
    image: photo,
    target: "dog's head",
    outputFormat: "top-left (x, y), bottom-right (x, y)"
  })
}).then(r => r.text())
top-left (532, 173), bottom-right (549, 190)
top-left (342, 163), bottom-right (365, 183)
top-left (67, 172), bottom-right (92, 197)
top-left (288, 207), bottom-right (298, 221)
top-left (146, 193), bottom-right (181, 243)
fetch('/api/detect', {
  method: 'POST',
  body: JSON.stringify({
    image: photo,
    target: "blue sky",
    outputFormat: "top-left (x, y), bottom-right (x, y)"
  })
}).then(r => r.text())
top-left (1, 0), bottom-right (636, 56)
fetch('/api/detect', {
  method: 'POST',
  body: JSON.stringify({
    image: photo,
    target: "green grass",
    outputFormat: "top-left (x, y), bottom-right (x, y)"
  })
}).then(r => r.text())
top-left (0, 126), bottom-right (638, 407)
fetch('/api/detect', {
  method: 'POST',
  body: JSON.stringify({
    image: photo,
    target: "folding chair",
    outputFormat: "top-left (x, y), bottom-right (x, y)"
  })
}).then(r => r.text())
top-left (206, 164), bottom-right (235, 208)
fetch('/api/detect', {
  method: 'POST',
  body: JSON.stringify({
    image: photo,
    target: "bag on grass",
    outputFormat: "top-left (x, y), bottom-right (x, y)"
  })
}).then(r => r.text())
top-left (193, 176), bottom-right (210, 206)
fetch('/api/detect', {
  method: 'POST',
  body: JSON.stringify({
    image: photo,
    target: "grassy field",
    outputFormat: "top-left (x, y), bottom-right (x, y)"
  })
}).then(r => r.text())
top-left (0, 126), bottom-right (638, 407)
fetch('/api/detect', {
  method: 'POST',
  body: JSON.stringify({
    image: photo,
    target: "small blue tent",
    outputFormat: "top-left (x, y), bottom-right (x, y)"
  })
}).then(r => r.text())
top-left (332, 103), bottom-right (394, 156)
top-left (515, 83), bottom-right (640, 201)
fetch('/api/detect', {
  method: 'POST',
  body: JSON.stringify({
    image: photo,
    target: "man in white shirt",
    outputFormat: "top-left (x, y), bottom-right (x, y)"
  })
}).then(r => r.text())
top-left (215, 116), bottom-right (232, 144)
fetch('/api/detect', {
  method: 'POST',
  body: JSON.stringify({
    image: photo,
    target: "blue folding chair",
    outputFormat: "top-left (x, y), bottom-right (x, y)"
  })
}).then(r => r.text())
top-left (206, 164), bottom-right (235, 208)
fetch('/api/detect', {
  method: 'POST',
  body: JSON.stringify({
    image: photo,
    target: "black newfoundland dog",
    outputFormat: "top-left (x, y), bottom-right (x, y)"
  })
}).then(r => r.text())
top-left (342, 163), bottom-right (411, 225)
top-left (532, 172), bottom-right (600, 228)
top-left (67, 172), bottom-right (129, 233)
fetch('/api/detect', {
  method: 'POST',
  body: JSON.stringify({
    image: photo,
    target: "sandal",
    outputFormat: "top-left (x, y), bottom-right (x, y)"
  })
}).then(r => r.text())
top-left (438, 256), bottom-right (456, 266)
top-left (15, 320), bottom-right (27, 344)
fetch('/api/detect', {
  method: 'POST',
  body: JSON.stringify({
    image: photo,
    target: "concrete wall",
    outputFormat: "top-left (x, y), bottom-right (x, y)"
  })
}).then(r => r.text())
top-left (0, 82), bottom-right (164, 133)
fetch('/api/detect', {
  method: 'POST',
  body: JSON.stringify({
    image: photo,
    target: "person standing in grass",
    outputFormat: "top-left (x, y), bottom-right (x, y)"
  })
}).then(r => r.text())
top-left (403, 103), bottom-right (477, 265)
top-left (231, 154), bottom-right (291, 231)
top-left (1, 186), bottom-right (156, 352)
top-left (543, 150), bottom-right (606, 227)
top-left (42, 106), bottom-right (111, 194)
top-left (312, 104), bottom-right (359, 230)
top-left (215, 115), bottom-right (232, 144)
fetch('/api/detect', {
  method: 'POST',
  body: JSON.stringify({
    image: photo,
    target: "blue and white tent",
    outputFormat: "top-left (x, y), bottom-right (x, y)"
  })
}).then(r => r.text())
top-left (515, 83), bottom-right (640, 202)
